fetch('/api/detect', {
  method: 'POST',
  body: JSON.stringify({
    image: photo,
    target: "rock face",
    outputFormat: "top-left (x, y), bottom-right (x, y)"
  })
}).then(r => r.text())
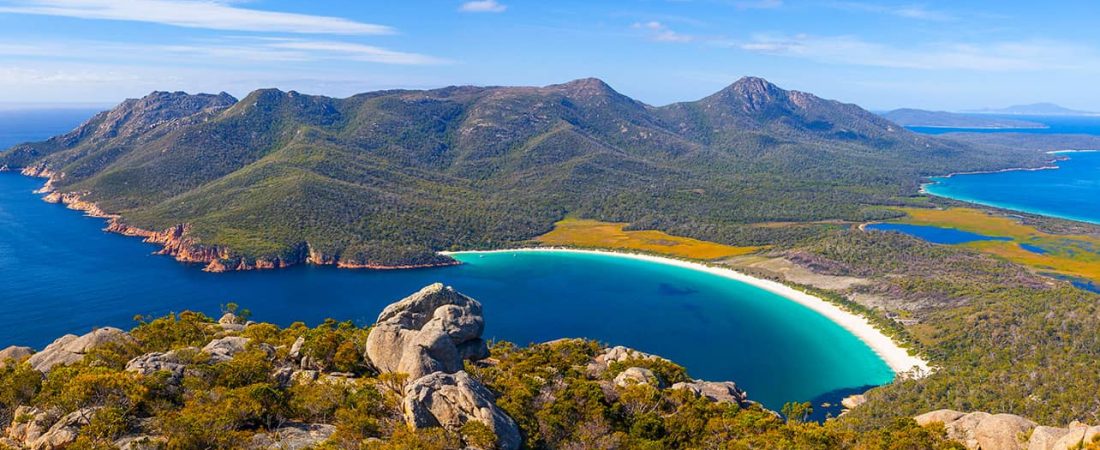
top-left (0, 346), bottom-right (34, 367)
top-left (126, 348), bottom-right (193, 384)
top-left (26, 327), bottom-right (134, 373)
top-left (671, 380), bottom-right (750, 407)
top-left (614, 367), bottom-right (661, 388)
top-left (912, 410), bottom-right (1100, 450)
top-left (404, 371), bottom-right (521, 450)
top-left (365, 283), bottom-right (489, 380)
top-left (5, 407), bottom-right (99, 450)
top-left (249, 423), bottom-right (335, 450)
top-left (202, 336), bottom-right (251, 363)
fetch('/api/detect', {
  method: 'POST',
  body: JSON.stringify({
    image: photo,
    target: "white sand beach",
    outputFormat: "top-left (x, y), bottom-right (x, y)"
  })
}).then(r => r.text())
top-left (442, 247), bottom-right (931, 377)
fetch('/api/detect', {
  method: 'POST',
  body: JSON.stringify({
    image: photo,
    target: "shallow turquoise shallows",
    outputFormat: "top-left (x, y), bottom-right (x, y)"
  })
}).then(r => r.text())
top-left (923, 151), bottom-right (1100, 225)
top-left (0, 171), bottom-right (894, 416)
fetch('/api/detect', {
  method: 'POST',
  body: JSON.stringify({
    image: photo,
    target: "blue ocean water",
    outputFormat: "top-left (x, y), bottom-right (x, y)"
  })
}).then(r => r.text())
top-left (864, 223), bottom-right (1011, 244)
top-left (0, 108), bottom-right (894, 415)
top-left (908, 114), bottom-right (1100, 135)
top-left (923, 151), bottom-right (1100, 225)
top-left (0, 108), bottom-right (102, 149)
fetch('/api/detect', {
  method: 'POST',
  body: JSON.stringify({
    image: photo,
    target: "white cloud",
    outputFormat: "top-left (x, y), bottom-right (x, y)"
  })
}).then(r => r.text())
top-left (459, 0), bottom-right (506, 13)
top-left (0, 0), bottom-right (394, 34)
top-left (632, 21), bottom-right (694, 43)
top-left (736, 34), bottom-right (1091, 71)
top-left (267, 40), bottom-right (449, 65)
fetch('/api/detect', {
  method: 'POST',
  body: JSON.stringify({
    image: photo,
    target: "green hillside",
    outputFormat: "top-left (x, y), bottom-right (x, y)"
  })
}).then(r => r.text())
top-left (0, 77), bottom-right (1050, 267)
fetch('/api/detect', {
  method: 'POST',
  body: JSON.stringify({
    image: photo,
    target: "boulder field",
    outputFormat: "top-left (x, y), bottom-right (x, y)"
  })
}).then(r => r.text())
top-left (913, 409), bottom-right (1100, 450)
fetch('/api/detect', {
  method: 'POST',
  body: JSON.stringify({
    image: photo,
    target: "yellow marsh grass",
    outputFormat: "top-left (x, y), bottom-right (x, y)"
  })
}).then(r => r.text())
top-left (896, 207), bottom-right (1100, 282)
top-left (536, 218), bottom-right (762, 260)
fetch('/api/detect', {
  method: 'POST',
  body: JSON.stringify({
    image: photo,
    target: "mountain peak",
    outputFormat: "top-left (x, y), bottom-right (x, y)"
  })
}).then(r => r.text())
top-left (727, 76), bottom-right (781, 94)
top-left (549, 77), bottom-right (619, 98)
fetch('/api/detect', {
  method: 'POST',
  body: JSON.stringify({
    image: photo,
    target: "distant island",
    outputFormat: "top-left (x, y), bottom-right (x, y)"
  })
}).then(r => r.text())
top-left (881, 108), bottom-right (1048, 129)
top-left (967, 102), bottom-right (1098, 116)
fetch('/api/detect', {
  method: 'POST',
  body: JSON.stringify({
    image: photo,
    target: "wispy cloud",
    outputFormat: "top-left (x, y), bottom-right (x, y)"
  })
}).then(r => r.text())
top-left (828, 2), bottom-right (955, 21)
top-left (0, 37), bottom-right (448, 66)
top-left (459, 0), bottom-right (506, 13)
top-left (0, 0), bottom-right (394, 34)
top-left (734, 0), bottom-right (783, 10)
top-left (632, 21), bottom-right (695, 43)
top-left (736, 34), bottom-right (1090, 71)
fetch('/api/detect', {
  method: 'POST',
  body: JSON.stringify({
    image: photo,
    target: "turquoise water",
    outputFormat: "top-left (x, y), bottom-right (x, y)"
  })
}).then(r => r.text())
top-left (923, 151), bottom-right (1100, 225)
top-left (0, 171), bottom-right (893, 415)
top-left (865, 223), bottom-right (1011, 244)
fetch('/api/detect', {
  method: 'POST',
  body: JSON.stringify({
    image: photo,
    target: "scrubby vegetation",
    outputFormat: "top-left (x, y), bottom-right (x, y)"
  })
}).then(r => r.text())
top-left (0, 312), bottom-right (965, 449)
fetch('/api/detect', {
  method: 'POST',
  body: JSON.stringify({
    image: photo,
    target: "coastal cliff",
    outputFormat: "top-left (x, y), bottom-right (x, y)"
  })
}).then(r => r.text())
top-left (20, 168), bottom-right (458, 272)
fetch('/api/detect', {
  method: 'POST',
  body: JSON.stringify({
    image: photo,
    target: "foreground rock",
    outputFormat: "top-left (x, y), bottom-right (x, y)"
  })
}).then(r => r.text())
top-left (0, 346), bottom-right (33, 367)
top-left (5, 406), bottom-right (99, 450)
top-left (249, 423), bottom-right (336, 450)
top-left (26, 327), bottom-right (134, 373)
top-left (404, 371), bottom-right (521, 450)
top-left (914, 409), bottom-right (1100, 450)
top-left (365, 283), bottom-right (489, 380)
top-left (125, 348), bottom-right (195, 384)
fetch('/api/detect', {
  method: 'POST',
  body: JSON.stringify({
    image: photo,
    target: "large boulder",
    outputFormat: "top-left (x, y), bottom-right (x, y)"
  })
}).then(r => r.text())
top-left (404, 371), bottom-right (520, 450)
top-left (614, 367), bottom-right (661, 388)
top-left (27, 327), bottom-right (134, 373)
top-left (1028, 426), bottom-right (1073, 450)
top-left (587, 345), bottom-right (667, 377)
top-left (915, 409), bottom-right (966, 427)
top-left (1050, 425), bottom-right (1100, 450)
top-left (972, 414), bottom-right (1036, 450)
top-left (249, 423), bottom-right (335, 450)
top-left (671, 380), bottom-right (750, 406)
top-left (202, 336), bottom-right (251, 363)
top-left (366, 284), bottom-right (489, 380)
top-left (0, 346), bottom-right (33, 368)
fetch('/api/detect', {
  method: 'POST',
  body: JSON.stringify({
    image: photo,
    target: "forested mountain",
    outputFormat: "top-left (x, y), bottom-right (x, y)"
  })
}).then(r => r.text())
top-left (0, 77), bottom-right (1051, 268)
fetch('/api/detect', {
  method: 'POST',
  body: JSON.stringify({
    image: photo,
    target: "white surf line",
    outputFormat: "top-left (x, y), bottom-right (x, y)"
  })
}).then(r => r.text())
top-left (441, 247), bottom-right (931, 378)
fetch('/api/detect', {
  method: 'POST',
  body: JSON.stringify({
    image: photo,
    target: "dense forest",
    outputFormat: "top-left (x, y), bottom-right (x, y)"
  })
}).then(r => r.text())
top-left (0, 78), bottom-right (1052, 267)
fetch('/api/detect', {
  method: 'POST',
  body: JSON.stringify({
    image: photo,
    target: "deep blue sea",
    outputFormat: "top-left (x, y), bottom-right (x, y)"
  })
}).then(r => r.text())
top-left (0, 109), bottom-right (892, 416)
top-left (908, 114), bottom-right (1100, 135)
top-left (923, 151), bottom-right (1100, 225)
top-left (905, 114), bottom-right (1100, 225)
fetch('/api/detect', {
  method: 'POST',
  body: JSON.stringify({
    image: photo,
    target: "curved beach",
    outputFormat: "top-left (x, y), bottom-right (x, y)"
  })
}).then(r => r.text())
top-left (443, 247), bottom-right (930, 377)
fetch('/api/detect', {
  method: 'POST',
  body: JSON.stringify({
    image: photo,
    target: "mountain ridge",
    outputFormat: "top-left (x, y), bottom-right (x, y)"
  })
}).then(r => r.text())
top-left (0, 76), bottom-right (1052, 270)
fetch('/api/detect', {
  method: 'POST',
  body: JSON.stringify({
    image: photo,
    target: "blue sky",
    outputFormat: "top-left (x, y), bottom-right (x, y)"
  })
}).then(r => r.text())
top-left (0, 0), bottom-right (1097, 111)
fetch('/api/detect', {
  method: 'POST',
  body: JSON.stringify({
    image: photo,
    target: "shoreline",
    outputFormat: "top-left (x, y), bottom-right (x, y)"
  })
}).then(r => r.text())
top-left (919, 150), bottom-right (1100, 226)
top-left (443, 247), bottom-right (931, 378)
top-left (2, 170), bottom-right (460, 272)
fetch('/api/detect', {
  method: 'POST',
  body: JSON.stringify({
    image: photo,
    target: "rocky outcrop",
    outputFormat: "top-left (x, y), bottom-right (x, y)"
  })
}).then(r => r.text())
top-left (5, 407), bottom-right (99, 450)
top-left (365, 283), bottom-right (489, 380)
top-left (249, 423), bottom-right (335, 450)
top-left (587, 345), bottom-right (669, 377)
top-left (27, 327), bottom-right (134, 373)
top-left (202, 336), bottom-right (252, 363)
top-left (126, 348), bottom-right (194, 384)
top-left (671, 380), bottom-right (750, 406)
top-left (614, 367), bottom-right (661, 388)
top-left (404, 371), bottom-right (521, 450)
top-left (0, 346), bottom-right (34, 367)
top-left (914, 409), bottom-right (1100, 450)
